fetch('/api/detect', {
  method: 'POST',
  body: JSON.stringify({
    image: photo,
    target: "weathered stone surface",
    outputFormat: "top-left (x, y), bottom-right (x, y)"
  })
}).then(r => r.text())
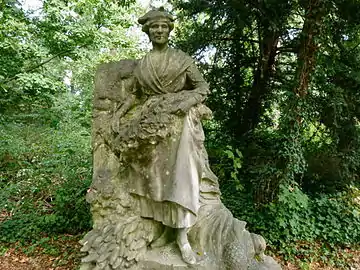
top-left (137, 243), bottom-right (215, 270)
top-left (80, 7), bottom-right (281, 270)
top-left (80, 60), bottom-right (281, 270)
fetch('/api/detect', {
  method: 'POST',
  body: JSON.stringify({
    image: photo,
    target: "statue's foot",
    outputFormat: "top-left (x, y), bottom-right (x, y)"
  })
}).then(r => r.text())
top-left (151, 226), bottom-right (171, 248)
top-left (178, 242), bottom-right (197, 265)
top-left (176, 228), bottom-right (197, 265)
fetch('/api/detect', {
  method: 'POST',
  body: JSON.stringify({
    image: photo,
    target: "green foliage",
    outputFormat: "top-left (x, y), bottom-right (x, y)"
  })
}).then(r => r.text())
top-left (218, 143), bottom-right (360, 266)
top-left (0, 0), bottom-right (144, 247)
top-left (1, 0), bottom-right (360, 267)
top-left (223, 182), bottom-right (360, 265)
top-left (0, 0), bottom-right (142, 114)
top-left (224, 146), bottom-right (243, 191)
top-left (0, 0), bottom-right (144, 246)
top-left (173, 0), bottom-right (360, 203)
top-left (174, 0), bottom-right (360, 262)
top-left (0, 112), bottom-right (92, 242)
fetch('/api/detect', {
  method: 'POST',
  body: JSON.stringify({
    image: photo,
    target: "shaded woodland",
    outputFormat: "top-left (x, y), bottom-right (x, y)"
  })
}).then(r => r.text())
top-left (1, 0), bottom-right (359, 268)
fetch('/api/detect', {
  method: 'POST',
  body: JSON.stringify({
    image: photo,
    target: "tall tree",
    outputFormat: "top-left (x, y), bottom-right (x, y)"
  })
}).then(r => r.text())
top-left (172, 0), bottom-right (360, 202)
top-left (0, 0), bottom-right (142, 118)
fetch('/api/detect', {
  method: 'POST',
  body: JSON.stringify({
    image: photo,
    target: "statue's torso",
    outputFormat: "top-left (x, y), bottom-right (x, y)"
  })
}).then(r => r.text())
top-left (135, 48), bottom-right (192, 95)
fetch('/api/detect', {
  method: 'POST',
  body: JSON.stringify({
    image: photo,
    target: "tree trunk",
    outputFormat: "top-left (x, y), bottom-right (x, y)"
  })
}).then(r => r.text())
top-left (255, 0), bottom-right (325, 204)
top-left (293, 0), bottom-right (324, 99)
top-left (234, 15), bottom-right (280, 139)
top-left (238, 30), bottom-right (279, 138)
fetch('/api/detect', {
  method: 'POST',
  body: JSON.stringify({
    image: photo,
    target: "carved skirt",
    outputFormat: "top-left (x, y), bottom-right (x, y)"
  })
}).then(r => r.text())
top-left (124, 105), bottom-right (204, 228)
top-left (137, 196), bottom-right (196, 228)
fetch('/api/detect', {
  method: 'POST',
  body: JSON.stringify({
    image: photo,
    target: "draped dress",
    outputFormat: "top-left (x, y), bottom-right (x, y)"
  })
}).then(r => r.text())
top-left (115, 48), bottom-right (215, 229)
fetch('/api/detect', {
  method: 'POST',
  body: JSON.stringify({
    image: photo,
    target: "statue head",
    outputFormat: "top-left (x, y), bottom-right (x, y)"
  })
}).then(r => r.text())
top-left (138, 7), bottom-right (174, 45)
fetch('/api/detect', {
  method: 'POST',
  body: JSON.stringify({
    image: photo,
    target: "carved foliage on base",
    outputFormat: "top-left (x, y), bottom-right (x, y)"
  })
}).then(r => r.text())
top-left (80, 217), bottom-right (160, 270)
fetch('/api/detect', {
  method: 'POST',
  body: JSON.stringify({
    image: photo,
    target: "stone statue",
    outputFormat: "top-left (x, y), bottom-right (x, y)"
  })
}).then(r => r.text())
top-left (79, 7), bottom-right (282, 270)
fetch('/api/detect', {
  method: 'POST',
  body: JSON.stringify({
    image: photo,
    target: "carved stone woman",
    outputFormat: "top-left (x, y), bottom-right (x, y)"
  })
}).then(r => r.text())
top-left (111, 8), bottom-right (213, 265)
top-left (82, 7), bottom-right (282, 270)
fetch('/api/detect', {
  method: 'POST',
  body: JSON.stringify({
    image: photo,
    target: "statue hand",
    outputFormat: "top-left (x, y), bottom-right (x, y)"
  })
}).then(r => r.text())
top-left (173, 92), bottom-right (203, 115)
top-left (174, 101), bottom-right (194, 115)
top-left (111, 95), bottom-right (137, 133)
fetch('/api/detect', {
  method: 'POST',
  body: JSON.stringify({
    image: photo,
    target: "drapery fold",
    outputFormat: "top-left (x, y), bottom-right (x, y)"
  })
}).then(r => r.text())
top-left (118, 48), bottom-right (217, 228)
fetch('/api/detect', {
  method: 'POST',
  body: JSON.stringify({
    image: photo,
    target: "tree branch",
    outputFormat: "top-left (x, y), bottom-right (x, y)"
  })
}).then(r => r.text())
top-left (217, 37), bottom-right (260, 44)
top-left (277, 46), bottom-right (298, 54)
top-left (1, 43), bottom-right (88, 85)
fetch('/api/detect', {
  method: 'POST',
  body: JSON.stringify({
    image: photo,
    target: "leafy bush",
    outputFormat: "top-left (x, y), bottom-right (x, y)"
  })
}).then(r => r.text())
top-left (0, 109), bottom-right (92, 243)
top-left (222, 181), bottom-right (360, 264)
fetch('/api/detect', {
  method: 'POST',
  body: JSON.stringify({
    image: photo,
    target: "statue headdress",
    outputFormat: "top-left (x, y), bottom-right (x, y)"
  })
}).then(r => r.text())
top-left (138, 7), bottom-right (175, 34)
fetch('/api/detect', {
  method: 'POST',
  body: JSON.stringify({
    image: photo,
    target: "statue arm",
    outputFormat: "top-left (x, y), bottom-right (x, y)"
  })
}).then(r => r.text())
top-left (173, 62), bottom-right (210, 115)
top-left (114, 94), bottom-right (136, 117)
top-left (186, 62), bottom-right (210, 98)
top-left (111, 79), bottom-right (139, 133)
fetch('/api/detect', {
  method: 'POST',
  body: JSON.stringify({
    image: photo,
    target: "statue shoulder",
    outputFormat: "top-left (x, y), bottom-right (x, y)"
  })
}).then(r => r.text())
top-left (168, 48), bottom-right (194, 65)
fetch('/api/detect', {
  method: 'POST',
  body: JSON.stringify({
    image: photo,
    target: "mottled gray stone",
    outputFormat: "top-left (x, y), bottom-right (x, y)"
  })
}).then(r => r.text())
top-left (80, 7), bottom-right (282, 270)
top-left (137, 243), bottom-right (215, 270)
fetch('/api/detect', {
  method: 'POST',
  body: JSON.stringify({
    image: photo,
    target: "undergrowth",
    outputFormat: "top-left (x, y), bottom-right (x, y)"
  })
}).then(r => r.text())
top-left (1, 111), bottom-right (359, 270)
top-left (0, 116), bottom-right (92, 244)
top-left (222, 181), bottom-right (360, 268)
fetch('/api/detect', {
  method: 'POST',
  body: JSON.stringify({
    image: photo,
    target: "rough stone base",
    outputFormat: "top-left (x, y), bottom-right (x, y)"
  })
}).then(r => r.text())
top-left (137, 243), bottom-right (216, 270)
top-left (135, 243), bottom-right (281, 270)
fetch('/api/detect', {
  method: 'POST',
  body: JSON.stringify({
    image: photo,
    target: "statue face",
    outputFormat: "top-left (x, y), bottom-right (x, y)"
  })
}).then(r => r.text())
top-left (148, 20), bottom-right (170, 45)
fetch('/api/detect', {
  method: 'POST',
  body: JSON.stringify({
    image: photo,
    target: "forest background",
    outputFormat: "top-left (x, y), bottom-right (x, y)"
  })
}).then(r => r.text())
top-left (0, 0), bottom-right (360, 269)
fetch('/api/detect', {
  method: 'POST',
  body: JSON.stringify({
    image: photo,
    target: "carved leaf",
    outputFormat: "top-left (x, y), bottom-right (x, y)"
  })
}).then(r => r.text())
top-left (107, 242), bottom-right (117, 253)
top-left (93, 235), bottom-right (104, 247)
top-left (104, 233), bottom-right (113, 242)
top-left (119, 242), bottom-right (125, 257)
top-left (97, 251), bottom-right (111, 263)
top-left (95, 261), bottom-right (107, 270)
top-left (109, 246), bottom-right (120, 266)
top-left (125, 231), bottom-right (136, 246)
top-left (79, 230), bottom-right (96, 245)
top-left (130, 238), bottom-right (146, 251)
top-left (123, 221), bottom-right (138, 236)
top-left (80, 241), bottom-right (92, 253)
top-left (126, 250), bottom-right (137, 261)
top-left (114, 222), bottom-right (124, 236)
top-left (103, 224), bottom-right (112, 235)
top-left (81, 252), bottom-right (99, 263)
top-left (112, 257), bottom-right (123, 269)
top-left (135, 246), bottom-right (147, 262)
top-left (80, 231), bottom-right (98, 251)
top-left (98, 242), bottom-right (108, 255)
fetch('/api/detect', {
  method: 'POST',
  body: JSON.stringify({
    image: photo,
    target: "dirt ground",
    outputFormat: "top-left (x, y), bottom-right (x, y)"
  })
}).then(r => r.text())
top-left (0, 249), bottom-right (72, 270)
top-left (0, 236), bottom-right (82, 270)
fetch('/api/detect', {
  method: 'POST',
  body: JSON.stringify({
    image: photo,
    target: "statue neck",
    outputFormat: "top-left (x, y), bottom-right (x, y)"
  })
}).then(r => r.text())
top-left (152, 43), bottom-right (169, 52)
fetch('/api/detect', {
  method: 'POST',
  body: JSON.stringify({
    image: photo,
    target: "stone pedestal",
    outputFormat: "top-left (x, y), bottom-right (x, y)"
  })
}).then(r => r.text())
top-left (138, 243), bottom-right (214, 270)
